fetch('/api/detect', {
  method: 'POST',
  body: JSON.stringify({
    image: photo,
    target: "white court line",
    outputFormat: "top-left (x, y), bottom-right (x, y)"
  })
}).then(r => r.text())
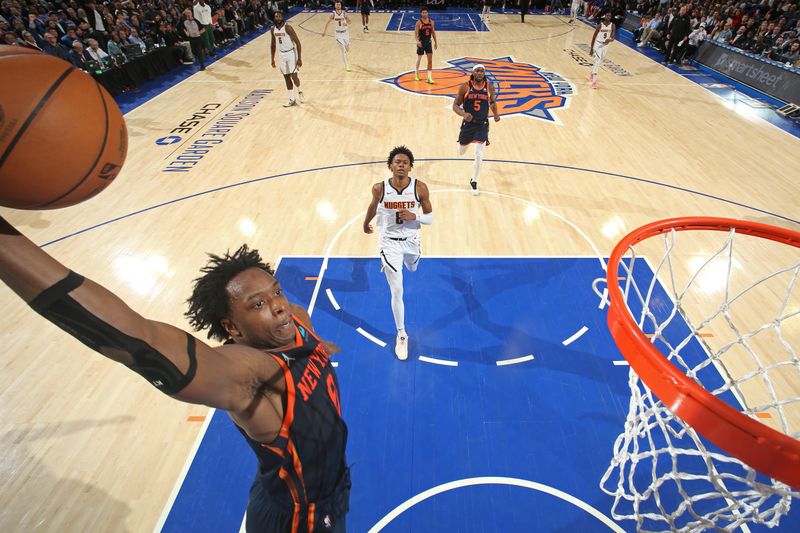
top-left (562, 326), bottom-right (588, 346)
top-left (419, 356), bottom-right (459, 367)
top-left (495, 354), bottom-right (535, 366)
top-left (357, 327), bottom-right (387, 347)
top-left (153, 410), bottom-right (216, 532)
top-left (598, 288), bottom-right (608, 309)
top-left (613, 360), bottom-right (629, 366)
top-left (325, 288), bottom-right (341, 310)
top-left (468, 13), bottom-right (479, 32)
top-left (397, 12), bottom-right (405, 31)
top-left (367, 476), bottom-right (625, 533)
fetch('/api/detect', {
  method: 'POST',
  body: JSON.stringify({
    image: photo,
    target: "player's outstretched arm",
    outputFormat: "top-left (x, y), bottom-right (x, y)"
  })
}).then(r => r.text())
top-left (322, 14), bottom-right (332, 36)
top-left (0, 216), bottom-right (278, 412)
top-left (590, 27), bottom-right (599, 54)
top-left (415, 20), bottom-right (421, 47)
top-left (363, 182), bottom-right (382, 233)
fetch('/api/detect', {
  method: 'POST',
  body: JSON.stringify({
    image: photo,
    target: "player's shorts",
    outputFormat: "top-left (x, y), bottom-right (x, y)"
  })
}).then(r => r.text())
top-left (458, 119), bottom-right (489, 145)
top-left (416, 40), bottom-right (433, 55)
top-left (245, 467), bottom-right (350, 533)
top-left (360, 4), bottom-right (370, 14)
top-left (593, 44), bottom-right (608, 61)
top-left (277, 49), bottom-right (297, 75)
top-left (335, 30), bottom-right (350, 49)
top-left (380, 234), bottom-right (421, 274)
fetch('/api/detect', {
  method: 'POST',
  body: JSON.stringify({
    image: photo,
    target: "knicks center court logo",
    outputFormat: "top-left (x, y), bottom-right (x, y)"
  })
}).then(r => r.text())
top-left (381, 56), bottom-right (575, 123)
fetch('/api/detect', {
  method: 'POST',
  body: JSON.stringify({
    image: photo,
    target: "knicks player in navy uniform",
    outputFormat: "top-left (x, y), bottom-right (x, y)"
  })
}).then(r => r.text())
top-left (0, 217), bottom-right (349, 532)
top-left (362, 146), bottom-right (434, 360)
top-left (414, 8), bottom-right (438, 83)
top-left (452, 64), bottom-right (501, 196)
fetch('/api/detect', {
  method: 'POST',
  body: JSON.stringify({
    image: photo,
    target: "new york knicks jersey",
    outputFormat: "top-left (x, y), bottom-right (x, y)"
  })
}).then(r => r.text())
top-left (419, 19), bottom-right (433, 42)
top-left (272, 23), bottom-right (294, 53)
top-left (376, 178), bottom-right (421, 239)
top-left (333, 9), bottom-right (348, 33)
top-left (233, 315), bottom-right (348, 530)
top-left (597, 21), bottom-right (613, 46)
top-left (464, 80), bottom-right (490, 123)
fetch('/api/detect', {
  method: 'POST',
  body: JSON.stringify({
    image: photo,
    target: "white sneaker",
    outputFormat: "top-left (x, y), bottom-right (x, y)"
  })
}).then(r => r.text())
top-left (470, 180), bottom-right (479, 196)
top-left (395, 334), bottom-right (408, 361)
top-left (283, 99), bottom-right (297, 107)
top-left (298, 91), bottom-right (305, 103)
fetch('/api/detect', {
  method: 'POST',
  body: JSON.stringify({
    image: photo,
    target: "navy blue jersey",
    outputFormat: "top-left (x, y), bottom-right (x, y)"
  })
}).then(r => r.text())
top-left (234, 315), bottom-right (348, 531)
top-left (464, 79), bottom-right (490, 123)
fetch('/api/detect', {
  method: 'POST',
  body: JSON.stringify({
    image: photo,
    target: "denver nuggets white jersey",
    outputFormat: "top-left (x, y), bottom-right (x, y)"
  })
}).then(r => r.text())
top-left (273, 23), bottom-right (295, 53)
top-left (376, 178), bottom-right (421, 239)
top-left (333, 9), bottom-right (348, 33)
top-left (597, 21), bottom-right (613, 46)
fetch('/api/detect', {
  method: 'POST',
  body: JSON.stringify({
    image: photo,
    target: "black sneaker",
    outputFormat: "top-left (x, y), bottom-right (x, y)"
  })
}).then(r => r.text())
top-left (470, 180), bottom-right (479, 196)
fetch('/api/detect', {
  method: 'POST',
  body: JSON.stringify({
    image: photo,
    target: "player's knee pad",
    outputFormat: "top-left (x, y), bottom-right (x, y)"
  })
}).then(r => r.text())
top-left (458, 144), bottom-right (469, 156)
top-left (404, 255), bottom-right (420, 273)
top-left (29, 271), bottom-right (197, 394)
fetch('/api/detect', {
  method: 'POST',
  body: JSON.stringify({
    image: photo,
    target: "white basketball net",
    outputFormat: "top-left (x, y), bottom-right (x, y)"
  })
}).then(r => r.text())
top-left (598, 226), bottom-right (800, 532)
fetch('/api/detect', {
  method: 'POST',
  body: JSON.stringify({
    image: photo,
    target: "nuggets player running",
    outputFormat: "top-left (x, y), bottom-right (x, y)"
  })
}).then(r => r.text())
top-left (271, 11), bottom-right (304, 107)
top-left (322, 1), bottom-right (351, 72)
top-left (414, 9), bottom-right (438, 83)
top-left (363, 146), bottom-right (434, 361)
top-left (453, 64), bottom-right (500, 196)
top-left (589, 12), bottom-right (615, 89)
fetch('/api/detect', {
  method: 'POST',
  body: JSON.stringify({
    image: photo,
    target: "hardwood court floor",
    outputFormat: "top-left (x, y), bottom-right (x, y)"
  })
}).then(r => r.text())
top-left (1, 13), bottom-right (798, 532)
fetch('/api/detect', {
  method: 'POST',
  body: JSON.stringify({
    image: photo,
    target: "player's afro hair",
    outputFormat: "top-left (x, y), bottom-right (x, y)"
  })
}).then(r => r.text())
top-left (387, 145), bottom-right (415, 168)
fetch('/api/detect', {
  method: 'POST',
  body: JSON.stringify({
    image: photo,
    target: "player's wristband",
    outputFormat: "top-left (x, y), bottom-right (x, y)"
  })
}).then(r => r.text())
top-left (417, 212), bottom-right (433, 225)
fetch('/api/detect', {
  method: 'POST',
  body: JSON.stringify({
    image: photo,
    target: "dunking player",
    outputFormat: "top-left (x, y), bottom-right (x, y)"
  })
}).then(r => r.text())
top-left (356, 0), bottom-right (373, 32)
top-left (271, 10), bottom-right (304, 107)
top-left (0, 219), bottom-right (350, 532)
top-left (322, 1), bottom-right (351, 72)
top-left (452, 64), bottom-right (500, 196)
top-left (589, 11), bottom-right (615, 89)
top-left (414, 8), bottom-right (438, 83)
top-left (362, 146), bottom-right (434, 360)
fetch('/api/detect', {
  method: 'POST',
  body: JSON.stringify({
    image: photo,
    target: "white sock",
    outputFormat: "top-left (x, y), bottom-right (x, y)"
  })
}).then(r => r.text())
top-left (428, 69), bottom-right (432, 78)
top-left (472, 143), bottom-right (484, 182)
top-left (287, 88), bottom-right (294, 101)
top-left (340, 46), bottom-right (348, 66)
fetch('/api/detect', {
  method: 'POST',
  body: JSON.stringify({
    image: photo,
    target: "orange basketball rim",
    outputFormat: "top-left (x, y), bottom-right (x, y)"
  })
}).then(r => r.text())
top-left (606, 217), bottom-right (800, 489)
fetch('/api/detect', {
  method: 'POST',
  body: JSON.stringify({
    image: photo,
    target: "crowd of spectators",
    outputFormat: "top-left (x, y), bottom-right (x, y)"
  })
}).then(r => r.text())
top-left (0, 0), bottom-right (293, 71)
top-left (2, 0), bottom-right (797, 76)
top-left (615, 0), bottom-right (800, 66)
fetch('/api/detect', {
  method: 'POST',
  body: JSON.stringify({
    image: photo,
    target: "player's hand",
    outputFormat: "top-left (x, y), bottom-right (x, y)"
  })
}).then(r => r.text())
top-left (493, 115), bottom-right (500, 122)
top-left (589, 49), bottom-right (594, 56)
top-left (363, 222), bottom-right (373, 234)
top-left (397, 209), bottom-right (416, 222)
top-left (434, 42), bottom-right (438, 50)
top-left (297, 58), bottom-right (303, 67)
top-left (271, 60), bottom-right (276, 68)
top-left (463, 112), bottom-right (473, 122)
top-left (416, 40), bottom-right (422, 47)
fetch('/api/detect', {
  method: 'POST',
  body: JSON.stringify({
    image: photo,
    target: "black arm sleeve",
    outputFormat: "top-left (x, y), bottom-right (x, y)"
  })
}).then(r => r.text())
top-left (29, 271), bottom-right (197, 395)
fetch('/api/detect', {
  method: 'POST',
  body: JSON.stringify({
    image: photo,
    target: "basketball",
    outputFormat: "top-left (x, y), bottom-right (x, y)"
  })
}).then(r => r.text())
top-left (0, 46), bottom-right (128, 210)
